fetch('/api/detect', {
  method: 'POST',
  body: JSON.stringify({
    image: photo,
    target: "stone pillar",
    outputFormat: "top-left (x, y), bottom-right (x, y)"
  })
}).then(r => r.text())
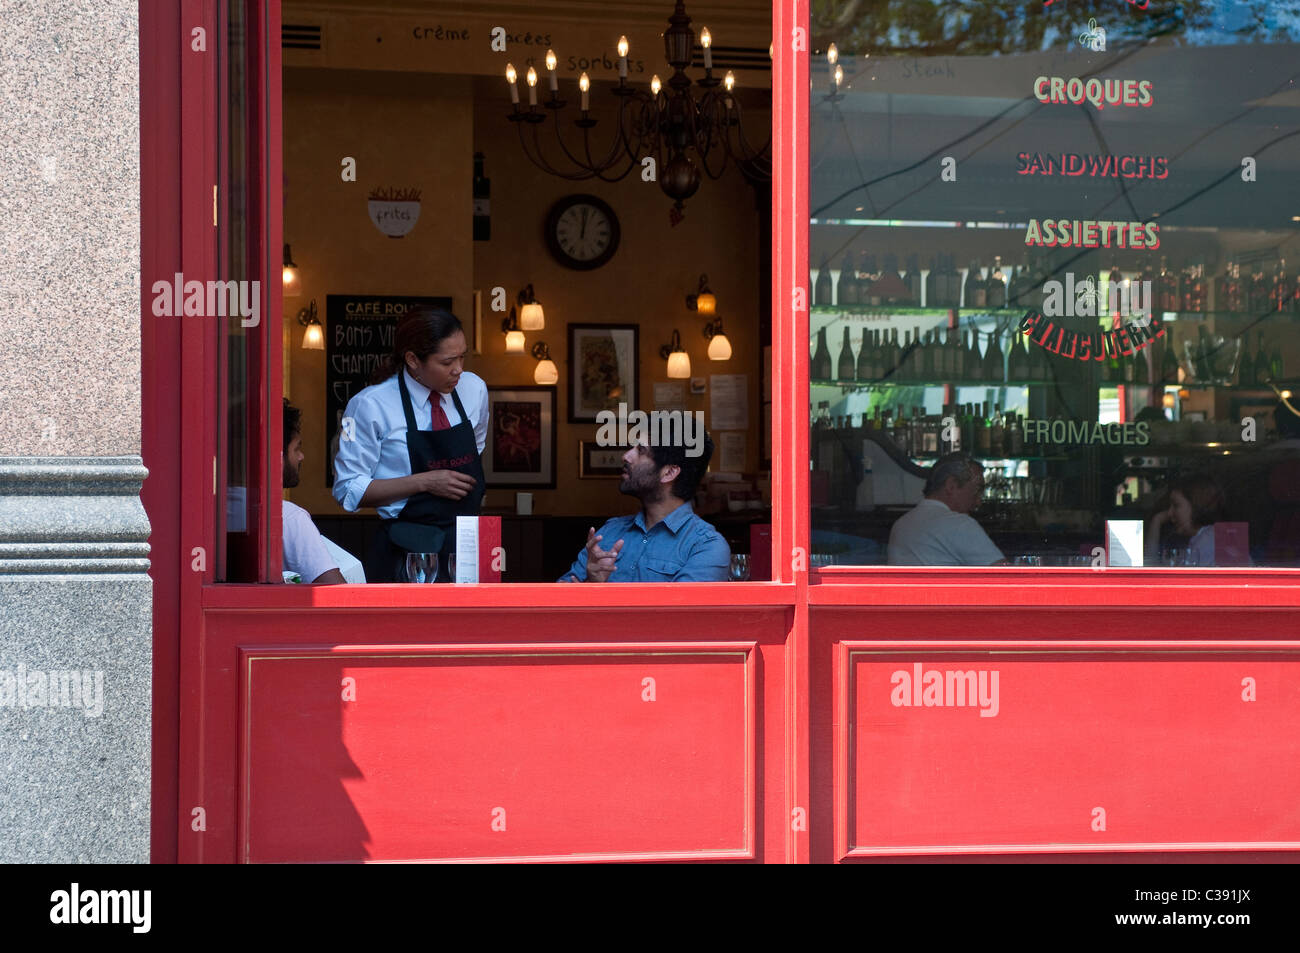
top-left (0, 2), bottom-right (149, 862)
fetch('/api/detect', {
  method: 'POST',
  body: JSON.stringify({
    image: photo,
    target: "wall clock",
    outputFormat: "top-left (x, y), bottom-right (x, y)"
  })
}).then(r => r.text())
top-left (544, 194), bottom-right (620, 271)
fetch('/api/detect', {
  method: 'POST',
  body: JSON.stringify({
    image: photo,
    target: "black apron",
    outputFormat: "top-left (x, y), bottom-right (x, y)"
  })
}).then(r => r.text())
top-left (364, 373), bottom-right (486, 582)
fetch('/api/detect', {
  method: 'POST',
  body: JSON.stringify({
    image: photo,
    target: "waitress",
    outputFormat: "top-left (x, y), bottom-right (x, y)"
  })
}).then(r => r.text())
top-left (333, 308), bottom-right (487, 582)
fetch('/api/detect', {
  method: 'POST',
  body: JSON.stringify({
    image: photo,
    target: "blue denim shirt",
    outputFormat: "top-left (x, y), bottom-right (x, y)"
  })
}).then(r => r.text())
top-left (559, 502), bottom-right (731, 582)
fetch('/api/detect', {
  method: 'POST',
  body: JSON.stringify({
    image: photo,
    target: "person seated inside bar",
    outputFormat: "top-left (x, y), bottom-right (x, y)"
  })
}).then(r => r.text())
top-left (282, 399), bottom-right (345, 584)
top-left (887, 452), bottom-right (1008, 567)
top-left (559, 430), bottom-right (730, 582)
top-left (1145, 474), bottom-right (1227, 567)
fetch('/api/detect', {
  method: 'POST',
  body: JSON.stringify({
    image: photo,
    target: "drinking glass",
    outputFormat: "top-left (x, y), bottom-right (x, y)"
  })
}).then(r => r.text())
top-left (729, 554), bottom-right (750, 581)
top-left (447, 553), bottom-right (457, 582)
top-left (404, 552), bottom-right (439, 584)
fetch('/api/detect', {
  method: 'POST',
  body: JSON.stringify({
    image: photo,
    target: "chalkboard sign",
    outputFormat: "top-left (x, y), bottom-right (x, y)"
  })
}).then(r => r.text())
top-left (324, 294), bottom-right (452, 486)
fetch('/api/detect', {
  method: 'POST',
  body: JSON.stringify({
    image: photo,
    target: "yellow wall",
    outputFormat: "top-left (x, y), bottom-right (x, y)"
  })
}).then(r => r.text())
top-left (285, 68), bottom-right (766, 517)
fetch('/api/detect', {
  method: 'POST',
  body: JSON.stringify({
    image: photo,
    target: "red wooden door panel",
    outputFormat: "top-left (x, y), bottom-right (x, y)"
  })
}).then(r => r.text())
top-left (241, 645), bottom-right (755, 862)
top-left (836, 645), bottom-right (1300, 858)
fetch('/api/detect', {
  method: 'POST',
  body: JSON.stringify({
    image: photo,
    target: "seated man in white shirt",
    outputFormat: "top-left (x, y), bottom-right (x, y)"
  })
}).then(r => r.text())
top-left (888, 452), bottom-right (1008, 567)
top-left (283, 400), bottom-right (345, 584)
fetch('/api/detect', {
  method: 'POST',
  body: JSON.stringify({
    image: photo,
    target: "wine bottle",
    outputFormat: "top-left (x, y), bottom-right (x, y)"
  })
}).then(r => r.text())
top-left (1194, 325), bottom-right (1212, 381)
top-left (815, 257), bottom-right (834, 307)
top-left (965, 260), bottom-right (987, 309)
top-left (1136, 345), bottom-right (1149, 385)
top-left (1008, 412), bottom-right (1024, 456)
top-left (1216, 258), bottom-right (1242, 313)
top-left (1158, 256), bottom-right (1179, 312)
top-left (473, 152), bottom-right (491, 241)
top-left (1249, 265), bottom-right (1269, 313)
top-left (976, 401), bottom-right (992, 455)
top-left (985, 328), bottom-right (1004, 382)
top-left (812, 327), bottom-right (832, 380)
top-left (1254, 332), bottom-right (1268, 384)
top-left (924, 257), bottom-right (940, 311)
top-left (903, 254), bottom-right (922, 306)
top-left (987, 256), bottom-right (1007, 308)
top-left (837, 327), bottom-right (856, 380)
top-left (990, 404), bottom-right (1005, 457)
top-left (1238, 336), bottom-right (1254, 388)
top-left (856, 329), bottom-right (874, 381)
top-left (856, 252), bottom-right (874, 306)
top-left (960, 403), bottom-right (977, 454)
top-left (1008, 329), bottom-right (1029, 382)
top-left (838, 254), bottom-right (859, 307)
top-left (1270, 338), bottom-right (1285, 380)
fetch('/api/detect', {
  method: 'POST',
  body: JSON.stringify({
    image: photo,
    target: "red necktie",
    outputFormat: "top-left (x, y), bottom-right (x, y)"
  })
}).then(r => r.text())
top-left (429, 394), bottom-right (450, 431)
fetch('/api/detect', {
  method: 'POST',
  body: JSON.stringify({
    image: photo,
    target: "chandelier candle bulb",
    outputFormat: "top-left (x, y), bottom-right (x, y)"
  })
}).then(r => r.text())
top-left (701, 27), bottom-right (712, 71)
top-left (545, 50), bottom-right (558, 92)
top-left (724, 70), bottom-right (735, 92)
top-left (506, 64), bottom-right (519, 104)
top-left (579, 71), bottom-right (590, 111)
top-left (834, 65), bottom-right (844, 88)
top-left (526, 67), bottom-right (538, 106)
top-left (618, 36), bottom-right (629, 79)
top-left (827, 43), bottom-right (838, 65)
top-left (651, 74), bottom-right (662, 96)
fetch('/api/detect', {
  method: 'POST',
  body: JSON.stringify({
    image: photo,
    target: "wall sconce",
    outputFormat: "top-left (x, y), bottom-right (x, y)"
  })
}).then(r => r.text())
top-left (501, 306), bottom-right (526, 353)
top-left (282, 243), bottom-right (301, 298)
top-left (702, 317), bottom-right (732, 361)
top-left (531, 341), bottom-right (558, 384)
top-left (685, 273), bottom-right (716, 316)
top-left (518, 283), bottom-right (545, 331)
top-left (659, 329), bottom-right (691, 379)
top-left (296, 298), bottom-right (323, 350)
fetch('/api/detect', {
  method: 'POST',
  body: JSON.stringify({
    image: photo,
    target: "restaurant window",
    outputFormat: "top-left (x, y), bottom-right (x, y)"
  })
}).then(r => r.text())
top-left (263, 0), bottom-right (773, 584)
top-left (809, 1), bottom-right (1300, 569)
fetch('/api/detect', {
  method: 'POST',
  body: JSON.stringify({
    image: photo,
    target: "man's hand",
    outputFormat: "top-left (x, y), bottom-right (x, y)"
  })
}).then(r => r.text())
top-left (583, 527), bottom-right (624, 582)
top-left (418, 469), bottom-right (477, 500)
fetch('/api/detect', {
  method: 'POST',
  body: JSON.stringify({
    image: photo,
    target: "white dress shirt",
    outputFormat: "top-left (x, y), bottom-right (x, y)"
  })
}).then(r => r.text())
top-left (282, 500), bottom-right (339, 582)
top-left (887, 498), bottom-right (1005, 566)
top-left (332, 369), bottom-right (489, 519)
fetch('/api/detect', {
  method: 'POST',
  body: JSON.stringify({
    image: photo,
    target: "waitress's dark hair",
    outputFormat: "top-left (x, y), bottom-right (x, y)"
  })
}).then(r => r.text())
top-left (369, 307), bottom-right (464, 385)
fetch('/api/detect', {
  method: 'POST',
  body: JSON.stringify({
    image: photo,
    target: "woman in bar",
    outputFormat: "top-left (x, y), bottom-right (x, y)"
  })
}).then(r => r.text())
top-left (333, 308), bottom-right (488, 582)
top-left (1147, 474), bottom-right (1226, 567)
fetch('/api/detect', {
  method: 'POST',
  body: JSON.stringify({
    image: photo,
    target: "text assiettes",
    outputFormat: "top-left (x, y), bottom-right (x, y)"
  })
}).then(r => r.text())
top-left (1024, 218), bottom-right (1160, 250)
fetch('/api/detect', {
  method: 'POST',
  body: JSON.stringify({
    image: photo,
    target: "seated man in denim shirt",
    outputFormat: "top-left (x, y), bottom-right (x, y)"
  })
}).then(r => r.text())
top-left (560, 430), bottom-right (730, 582)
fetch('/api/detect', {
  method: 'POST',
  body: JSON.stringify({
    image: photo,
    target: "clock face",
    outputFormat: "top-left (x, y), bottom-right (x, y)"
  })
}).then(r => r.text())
top-left (545, 194), bottom-right (620, 270)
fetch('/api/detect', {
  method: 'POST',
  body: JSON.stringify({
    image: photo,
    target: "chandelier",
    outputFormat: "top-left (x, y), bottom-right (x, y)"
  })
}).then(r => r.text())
top-left (504, 0), bottom-right (771, 223)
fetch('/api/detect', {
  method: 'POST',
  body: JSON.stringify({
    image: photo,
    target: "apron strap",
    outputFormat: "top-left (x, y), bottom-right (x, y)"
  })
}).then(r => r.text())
top-left (396, 369), bottom-right (421, 432)
top-left (449, 387), bottom-right (469, 425)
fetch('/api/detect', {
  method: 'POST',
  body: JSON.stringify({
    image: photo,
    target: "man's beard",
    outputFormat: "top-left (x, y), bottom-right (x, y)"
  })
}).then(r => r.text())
top-left (284, 465), bottom-right (300, 489)
top-left (618, 468), bottom-right (654, 499)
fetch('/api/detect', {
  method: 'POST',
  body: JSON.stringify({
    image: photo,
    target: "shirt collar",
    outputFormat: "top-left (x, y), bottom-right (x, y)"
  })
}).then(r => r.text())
top-left (403, 368), bottom-right (434, 405)
top-left (634, 500), bottom-right (695, 534)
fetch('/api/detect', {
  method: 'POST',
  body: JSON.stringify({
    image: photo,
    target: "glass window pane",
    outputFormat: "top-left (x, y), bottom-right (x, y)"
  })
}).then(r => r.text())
top-left (809, 1), bottom-right (1300, 569)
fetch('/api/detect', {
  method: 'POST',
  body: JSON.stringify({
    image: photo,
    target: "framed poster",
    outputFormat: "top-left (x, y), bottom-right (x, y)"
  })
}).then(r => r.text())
top-left (567, 323), bottom-right (639, 423)
top-left (483, 386), bottom-right (556, 488)
top-left (579, 441), bottom-right (629, 478)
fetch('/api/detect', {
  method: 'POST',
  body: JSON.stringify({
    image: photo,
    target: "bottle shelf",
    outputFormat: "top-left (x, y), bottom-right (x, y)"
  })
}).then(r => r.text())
top-left (810, 305), bottom-right (1300, 321)
top-left (811, 378), bottom-right (1171, 389)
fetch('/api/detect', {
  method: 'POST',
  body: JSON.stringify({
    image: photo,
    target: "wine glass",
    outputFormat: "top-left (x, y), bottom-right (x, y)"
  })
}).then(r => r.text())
top-left (729, 554), bottom-right (750, 581)
top-left (403, 552), bottom-right (439, 584)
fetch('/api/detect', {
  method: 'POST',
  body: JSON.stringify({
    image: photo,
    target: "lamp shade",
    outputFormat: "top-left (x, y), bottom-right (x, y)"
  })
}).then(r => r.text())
top-left (282, 244), bottom-right (301, 298)
top-left (534, 358), bottom-right (559, 385)
top-left (667, 350), bottom-right (692, 379)
top-left (505, 329), bottom-right (526, 353)
top-left (302, 322), bottom-right (324, 350)
top-left (706, 332), bottom-right (732, 361)
top-left (696, 292), bottom-right (716, 315)
top-left (519, 301), bottom-right (545, 330)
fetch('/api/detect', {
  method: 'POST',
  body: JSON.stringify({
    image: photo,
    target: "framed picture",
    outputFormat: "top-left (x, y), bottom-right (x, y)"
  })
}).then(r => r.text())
top-left (567, 323), bottom-right (639, 422)
top-left (482, 386), bottom-right (556, 488)
top-left (579, 441), bottom-right (629, 478)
